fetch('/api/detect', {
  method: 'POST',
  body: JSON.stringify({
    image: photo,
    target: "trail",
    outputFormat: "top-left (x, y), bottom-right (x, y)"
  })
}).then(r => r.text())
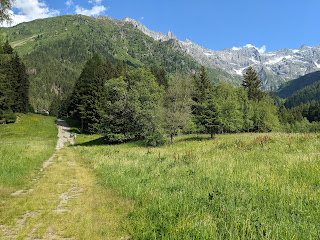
top-left (0, 120), bottom-right (131, 239)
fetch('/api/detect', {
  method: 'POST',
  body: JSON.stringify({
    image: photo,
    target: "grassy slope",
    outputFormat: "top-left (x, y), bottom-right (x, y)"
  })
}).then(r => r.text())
top-left (0, 114), bottom-right (57, 187)
top-left (74, 133), bottom-right (320, 239)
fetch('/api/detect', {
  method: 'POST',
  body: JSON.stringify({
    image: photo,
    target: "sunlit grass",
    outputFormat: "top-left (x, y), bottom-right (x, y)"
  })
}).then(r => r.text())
top-left (74, 132), bottom-right (320, 239)
top-left (0, 114), bottom-right (57, 187)
top-left (0, 149), bottom-right (132, 239)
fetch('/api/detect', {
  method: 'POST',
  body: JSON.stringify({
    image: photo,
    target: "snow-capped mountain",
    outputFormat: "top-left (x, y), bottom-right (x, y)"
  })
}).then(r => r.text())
top-left (123, 17), bottom-right (320, 90)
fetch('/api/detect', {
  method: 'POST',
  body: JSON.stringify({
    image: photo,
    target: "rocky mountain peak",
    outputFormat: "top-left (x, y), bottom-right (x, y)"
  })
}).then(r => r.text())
top-left (123, 17), bottom-right (177, 42)
top-left (123, 16), bottom-right (320, 90)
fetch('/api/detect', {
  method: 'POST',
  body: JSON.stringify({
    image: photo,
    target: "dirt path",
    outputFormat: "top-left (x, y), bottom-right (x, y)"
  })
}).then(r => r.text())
top-left (0, 120), bottom-right (131, 239)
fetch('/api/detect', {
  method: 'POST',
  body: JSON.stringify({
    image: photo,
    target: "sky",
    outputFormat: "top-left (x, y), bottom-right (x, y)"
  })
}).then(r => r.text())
top-left (3, 0), bottom-right (320, 53)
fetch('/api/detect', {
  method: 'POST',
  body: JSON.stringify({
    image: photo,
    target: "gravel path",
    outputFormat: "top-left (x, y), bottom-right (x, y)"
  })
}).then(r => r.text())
top-left (1, 119), bottom-right (131, 239)
top-left (56, 119), bottom-right (74, 149)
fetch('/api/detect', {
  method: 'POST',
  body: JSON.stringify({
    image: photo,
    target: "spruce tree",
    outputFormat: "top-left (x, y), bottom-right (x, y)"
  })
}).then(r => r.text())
top-left (242, 66), bottom-right (263, 101)
top-left (69, 54), bottom-right (105, 132)
top-left (3, 40), bottom-right (13, 54)
top-left (192, 66), bottom-right (219, 137)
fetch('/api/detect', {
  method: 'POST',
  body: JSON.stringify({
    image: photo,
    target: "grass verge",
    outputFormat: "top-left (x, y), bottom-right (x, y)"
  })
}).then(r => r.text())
top-left (0, 114), bottom-right (57, 188)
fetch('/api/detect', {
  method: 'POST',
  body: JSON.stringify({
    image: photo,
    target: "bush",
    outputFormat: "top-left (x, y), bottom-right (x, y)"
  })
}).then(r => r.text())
top-left (144, 131), bottom-right (165, 147)
top-left (1, 111), bottom-right (17, 124)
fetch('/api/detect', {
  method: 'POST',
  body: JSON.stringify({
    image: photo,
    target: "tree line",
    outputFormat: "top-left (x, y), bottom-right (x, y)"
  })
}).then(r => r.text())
top-left (64, 56), bottom-right (282, 145)
top-left (0, 40), bottom-right (29, 123)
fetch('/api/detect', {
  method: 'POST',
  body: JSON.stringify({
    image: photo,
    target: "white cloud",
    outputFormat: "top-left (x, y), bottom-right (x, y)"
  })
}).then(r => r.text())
top-left (89, 0), bottom-right (103, 4)
top-left (75, 0), bottom-right (107, 17)
top-left (75, 5), bottom-right (107, 16)
top-left (65, 0), bottom-right (73, 7)
top-left (1, 0), bottom-right (60, 27)
top-left (232, 44), bottom-right (267, 54)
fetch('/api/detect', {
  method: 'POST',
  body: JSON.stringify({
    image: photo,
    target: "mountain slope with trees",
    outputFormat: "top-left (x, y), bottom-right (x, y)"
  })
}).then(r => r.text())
top-left (0, 14), bottom-right (236, 111)
top-left (284, 80), bottom-right (320, 108)
top-left (275, 71), bottom-right (320, 98)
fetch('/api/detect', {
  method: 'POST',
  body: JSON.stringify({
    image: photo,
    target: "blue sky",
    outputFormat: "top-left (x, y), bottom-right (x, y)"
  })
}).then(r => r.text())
top-left (5, 0), bottom-right (320, 52)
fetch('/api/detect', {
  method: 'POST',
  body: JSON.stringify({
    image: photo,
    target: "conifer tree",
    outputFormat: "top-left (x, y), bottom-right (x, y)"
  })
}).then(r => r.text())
top-left (242, 66), bottom-right (263, 101)
top-left (3, 40), bottom-right (13, 54)
top-left (192, 66), bottom-right (219, 137)
top-left (69, 54), bottom-right (105, 132)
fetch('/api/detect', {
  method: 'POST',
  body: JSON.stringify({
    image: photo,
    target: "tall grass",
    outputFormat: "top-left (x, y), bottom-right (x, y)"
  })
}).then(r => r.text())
top-left (74, 133), bottom-right (320, 239)
top-left (0, 114), bottom-right (57, 187)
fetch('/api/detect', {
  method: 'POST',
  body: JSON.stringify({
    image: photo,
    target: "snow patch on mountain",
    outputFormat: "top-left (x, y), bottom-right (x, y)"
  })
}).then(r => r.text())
top-left (122, 16), bottom-right (320, 90)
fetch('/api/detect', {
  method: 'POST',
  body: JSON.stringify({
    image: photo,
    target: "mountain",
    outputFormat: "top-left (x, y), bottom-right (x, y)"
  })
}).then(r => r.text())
top-left (124, 17), bottom-right (320, 91)
top-left (275, 71), bottom-right (320, 98)
top-left (284, 80), bottom-right (320, 108)
top-left (0, 15), bottom-right (235, 111)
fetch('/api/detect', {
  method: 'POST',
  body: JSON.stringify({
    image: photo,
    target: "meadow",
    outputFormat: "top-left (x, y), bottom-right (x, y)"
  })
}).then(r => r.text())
top-left (1, 115), bottom-right (320, 239)
top-left (74, 132), bottom-right (320, 239)
top-left (0, 114), bottom-right (57, 188)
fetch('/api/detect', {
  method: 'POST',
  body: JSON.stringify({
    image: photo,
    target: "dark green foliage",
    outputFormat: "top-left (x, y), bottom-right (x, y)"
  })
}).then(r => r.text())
top-left (150, 65), bottom-right (169, 89)
top-left (69, 54), bottom-right (105, 132)
top-left (275, 71), bottom-right (320, 98)
top-left (284, 80), bottom-right (320, 108)
top-left (242, 66), bottom-right (263, 101)
top-left (2, 40), bottom-right (13, 54)
top-left (69, 56), bottom-right (164, 145)
top-left (192, 66), bottom-right (219, 137)
top-left (0, 41), bottom-right (29, 122)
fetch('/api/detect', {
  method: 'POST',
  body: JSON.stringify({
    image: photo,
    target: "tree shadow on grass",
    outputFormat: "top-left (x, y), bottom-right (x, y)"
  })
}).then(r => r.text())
top-left (74, 137), bottom-right (107, 147)
top-left (74, 137), bottom-right (146, 148)
top-left (176, 135), bottom-right (212, 143)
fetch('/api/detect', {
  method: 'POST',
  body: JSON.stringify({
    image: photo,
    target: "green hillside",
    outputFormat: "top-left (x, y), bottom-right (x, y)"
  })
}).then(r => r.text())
top-left (284, 80), bottom-right (320, 108)
top-left (0, 15), bottom-right (238, 111)
top-left (275, 71), bottom-right (320, 99)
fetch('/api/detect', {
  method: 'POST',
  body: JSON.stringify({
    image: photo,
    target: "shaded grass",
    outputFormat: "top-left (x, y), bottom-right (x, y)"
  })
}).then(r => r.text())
top-left (74, 132), bottom-right (320, 239)
top-left (0, 114), bottom-right (57, 187)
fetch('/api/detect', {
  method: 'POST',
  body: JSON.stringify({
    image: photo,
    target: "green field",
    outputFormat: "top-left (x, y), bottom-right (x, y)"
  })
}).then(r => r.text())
top-left (73, 132), bottom-right (320, 239)
top-left (0, 114), bottom-right (57, 187)
top-left (1, 116), bottom-right (320, 239)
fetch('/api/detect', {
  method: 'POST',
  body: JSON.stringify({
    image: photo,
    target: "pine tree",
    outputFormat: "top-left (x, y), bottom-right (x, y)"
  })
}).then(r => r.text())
top-left (242, 66), bottom-right (263, 101)
top-left (69, 54), bottom-right (105, 132)
top-left (192, 66), bottom-right (219, 137)
top-left (3, 40), bottom-right (13, 54)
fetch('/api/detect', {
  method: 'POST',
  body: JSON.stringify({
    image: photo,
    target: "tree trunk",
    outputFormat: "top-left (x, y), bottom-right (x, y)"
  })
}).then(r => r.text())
top-left (170, 133), bottom-right (174, 144)
top-left (81, 118), bottom-right (84, 131)
top-left (210, 128), bottom-right (214, 139)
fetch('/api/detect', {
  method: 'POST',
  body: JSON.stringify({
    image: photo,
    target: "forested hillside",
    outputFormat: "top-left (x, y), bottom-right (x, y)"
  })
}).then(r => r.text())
top-left (284, 80), bottom-right (320, 108)
top-left (0, 15), bottom-right (236, 111)
top-left (275, 71), bottom-right (320, 98)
